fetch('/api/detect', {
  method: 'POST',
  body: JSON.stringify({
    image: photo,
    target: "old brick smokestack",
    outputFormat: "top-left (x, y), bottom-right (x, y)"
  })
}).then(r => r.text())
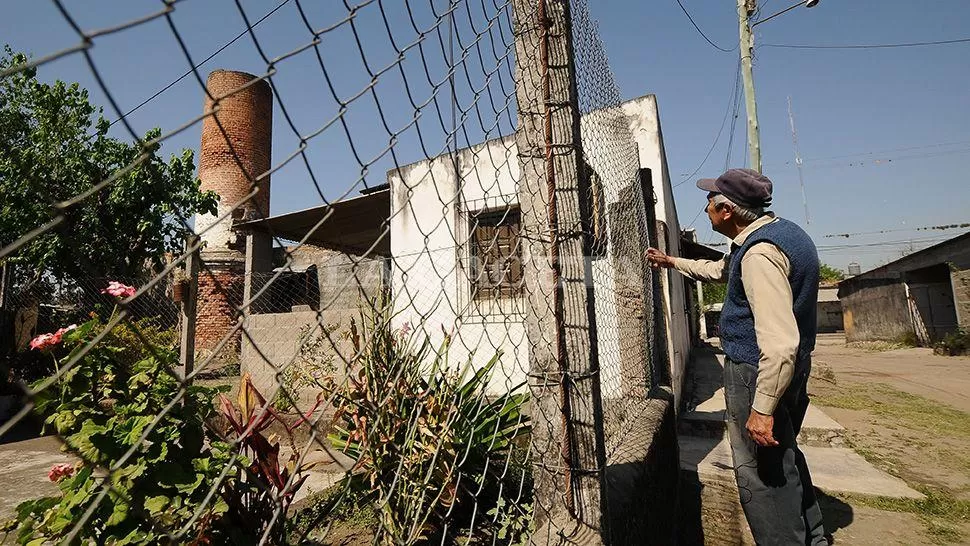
top-left (194, 70), bottom-right (273, 357)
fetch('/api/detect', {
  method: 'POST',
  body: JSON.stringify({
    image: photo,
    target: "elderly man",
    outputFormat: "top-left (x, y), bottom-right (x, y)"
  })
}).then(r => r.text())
top-left (647, 168), bottom-right (826, 545)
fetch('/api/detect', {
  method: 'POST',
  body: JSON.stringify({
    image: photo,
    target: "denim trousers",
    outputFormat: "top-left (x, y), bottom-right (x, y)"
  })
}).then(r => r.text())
top-left (723, 358), bottom-right (827, 545)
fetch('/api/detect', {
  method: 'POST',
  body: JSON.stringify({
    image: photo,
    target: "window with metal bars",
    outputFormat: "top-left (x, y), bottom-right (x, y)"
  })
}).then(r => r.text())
top-left (469, 207), bottom-right (524, 301)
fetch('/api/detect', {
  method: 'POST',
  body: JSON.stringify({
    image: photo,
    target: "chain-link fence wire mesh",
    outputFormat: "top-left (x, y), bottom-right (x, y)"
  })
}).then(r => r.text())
top-left (567, 0), bottom-right (661, 461)
top-left (0, 0), bottom-right (663, 543)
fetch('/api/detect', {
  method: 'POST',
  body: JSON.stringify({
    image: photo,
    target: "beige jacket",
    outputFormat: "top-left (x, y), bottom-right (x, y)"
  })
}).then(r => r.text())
top-left (673, 214), bottom-right (798, 415)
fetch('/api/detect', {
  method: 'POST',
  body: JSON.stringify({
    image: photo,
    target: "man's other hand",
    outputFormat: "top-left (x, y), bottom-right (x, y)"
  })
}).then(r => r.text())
top-left (646, 247), bottom-right (674, 269)
top-left (746, 410), bottom-right (779, 447)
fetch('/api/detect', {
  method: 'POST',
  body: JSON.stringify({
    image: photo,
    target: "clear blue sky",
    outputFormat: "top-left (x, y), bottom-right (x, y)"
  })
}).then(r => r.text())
top-left (4, 0), bottom-right (969, 272)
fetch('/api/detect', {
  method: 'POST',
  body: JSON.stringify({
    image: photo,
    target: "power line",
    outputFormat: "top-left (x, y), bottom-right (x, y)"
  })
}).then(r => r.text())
top-left (802, 147), bottom-right (970, 171)
top-left (107, 0), bottom-right (291, 127)
top-left (824, 222), bottom-right (970, 239)
top-left (762, 37), bottom-right (970, 50)
top-left (724, 71), bottom-right (743, 171)
top-left (784, 140), bottom-right (970, 165)
top-left (676, 59), bottom-right (741, 189)
top-left (673, 0), bottom-right (737, 53)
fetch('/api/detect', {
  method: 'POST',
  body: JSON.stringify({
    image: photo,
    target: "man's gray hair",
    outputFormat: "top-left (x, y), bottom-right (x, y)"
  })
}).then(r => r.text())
top-left (711, 193), bottom-right (766, 223)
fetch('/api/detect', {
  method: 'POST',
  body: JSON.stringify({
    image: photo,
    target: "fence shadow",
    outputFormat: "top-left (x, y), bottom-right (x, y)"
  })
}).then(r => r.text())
top-left (603, 390), bottom-right (679, 545)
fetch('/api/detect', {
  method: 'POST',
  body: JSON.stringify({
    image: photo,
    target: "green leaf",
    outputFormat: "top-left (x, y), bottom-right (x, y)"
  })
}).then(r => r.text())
top-left (144, 495), bottom-right (169, 515)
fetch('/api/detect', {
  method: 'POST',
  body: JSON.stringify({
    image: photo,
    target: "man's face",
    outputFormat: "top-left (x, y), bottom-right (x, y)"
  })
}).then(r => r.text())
top-left (706, 197), bottom-right (729, 235)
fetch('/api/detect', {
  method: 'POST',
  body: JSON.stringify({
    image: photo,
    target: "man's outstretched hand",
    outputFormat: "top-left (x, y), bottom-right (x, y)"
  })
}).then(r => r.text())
top-left (646, 247), bottom-right (675, 269)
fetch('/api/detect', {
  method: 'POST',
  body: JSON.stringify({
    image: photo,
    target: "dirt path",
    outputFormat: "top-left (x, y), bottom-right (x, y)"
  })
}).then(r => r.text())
top-left (809, 335), bottom-right (970, 544)
top-left (815, 334), bottom-right (970, 413)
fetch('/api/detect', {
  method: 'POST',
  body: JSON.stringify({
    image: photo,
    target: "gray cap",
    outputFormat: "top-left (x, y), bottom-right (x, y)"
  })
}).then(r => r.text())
top-left (697, 168), bottom-right (773, 209)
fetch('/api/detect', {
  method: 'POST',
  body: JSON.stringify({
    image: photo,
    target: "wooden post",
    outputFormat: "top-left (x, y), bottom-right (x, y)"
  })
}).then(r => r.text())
top-left (179, 235), bottom-right (201, 382)
top-left (511, 0), bottom-right (607, 542)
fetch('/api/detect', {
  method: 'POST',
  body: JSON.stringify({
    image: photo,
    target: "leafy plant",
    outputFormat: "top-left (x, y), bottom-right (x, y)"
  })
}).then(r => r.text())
top-left (273, 323), bottom-right (339, 411)
top-left (934, 328), bottom-right (969, 356)
top-left (0, 47), bottom-right (218, 290)
top-left (322, 304), bottom-right (530, 545)
top-left (216, 372), bottom-right (323, 542)
top-left (486, 497), bottom-right (534, 546)
top-left (8, 314), bottom-right (235, 544)
top-left (7, 296), bottom-right (320, 544)
top-left (820, 263), bottom-right (845, 283)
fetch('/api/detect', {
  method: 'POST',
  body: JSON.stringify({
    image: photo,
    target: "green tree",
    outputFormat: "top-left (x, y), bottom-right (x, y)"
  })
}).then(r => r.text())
top-left (0, 47), bottom-right (217, 288)
top-left (819, 263), bottom-right (845, 283)
top-left (702, 282), bottom-right (726, 305)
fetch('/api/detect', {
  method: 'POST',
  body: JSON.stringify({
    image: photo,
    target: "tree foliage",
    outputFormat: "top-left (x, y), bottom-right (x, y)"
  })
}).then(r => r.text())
top-left (0, 47), bottom-right (217, 286)
top-left (819, 263), bottom-right (845, 282)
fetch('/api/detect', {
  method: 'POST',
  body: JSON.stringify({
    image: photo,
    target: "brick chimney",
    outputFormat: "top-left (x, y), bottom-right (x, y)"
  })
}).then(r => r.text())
top-left (194, 70), bottom-right (273, 357)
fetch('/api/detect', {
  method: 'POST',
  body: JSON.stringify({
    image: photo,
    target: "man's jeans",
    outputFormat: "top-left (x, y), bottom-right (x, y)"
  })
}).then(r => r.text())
top-left (723, 358), bottom-right (827, 545)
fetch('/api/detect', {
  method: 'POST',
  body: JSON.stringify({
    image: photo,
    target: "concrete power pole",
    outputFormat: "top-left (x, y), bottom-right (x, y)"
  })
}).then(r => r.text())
top-left (511, 0), bottom-right (607, 543)
top-left (738, 0), bottom-right (762, 173)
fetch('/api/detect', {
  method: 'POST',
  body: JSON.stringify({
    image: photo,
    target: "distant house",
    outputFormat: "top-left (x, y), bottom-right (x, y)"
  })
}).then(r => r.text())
top-left (838, 232), bottom-right (970, 344)
top-left (817, 283), bottom-right (843, 333)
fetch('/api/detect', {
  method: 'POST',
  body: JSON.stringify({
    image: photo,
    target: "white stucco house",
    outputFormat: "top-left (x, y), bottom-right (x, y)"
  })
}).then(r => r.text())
top-left (386, 94), bottom-right (693, 407)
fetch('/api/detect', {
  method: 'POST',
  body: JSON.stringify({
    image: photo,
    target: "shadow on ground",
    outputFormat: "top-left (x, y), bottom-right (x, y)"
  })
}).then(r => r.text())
top-left (817, 488), bottom-right (854, 540)
top-left (683, 343), bottom-right (724, 412)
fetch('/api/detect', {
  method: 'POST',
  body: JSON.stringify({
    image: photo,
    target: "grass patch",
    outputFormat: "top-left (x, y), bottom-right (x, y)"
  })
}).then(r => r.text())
top-left (843, 489), bottom-right (970, 544)
top-left (845, 340), bottom-right (911, 352)
top-left (813, 384), bottom-right (970, 439)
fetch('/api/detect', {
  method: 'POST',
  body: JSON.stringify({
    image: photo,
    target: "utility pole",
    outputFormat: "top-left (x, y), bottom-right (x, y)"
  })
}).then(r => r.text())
top-left (788, 96), bottom-right (811, 224)
top-left (738, 0), bottom-right (761, 173)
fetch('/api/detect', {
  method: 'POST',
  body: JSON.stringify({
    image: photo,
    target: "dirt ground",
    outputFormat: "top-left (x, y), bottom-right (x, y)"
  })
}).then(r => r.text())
top-left (809, 334), bottom-right (970, 545)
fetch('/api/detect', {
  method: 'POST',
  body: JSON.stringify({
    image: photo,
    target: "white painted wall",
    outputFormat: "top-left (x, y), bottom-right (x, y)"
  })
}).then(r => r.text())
top-left (388, 95), bottom-right (690, 403)
top-left (624, 95), bottom-right (691, 408)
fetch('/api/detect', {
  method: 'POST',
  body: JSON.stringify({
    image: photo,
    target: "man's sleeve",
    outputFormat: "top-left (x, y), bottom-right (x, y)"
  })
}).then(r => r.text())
top-left (740, 244), bottom-right (799, 415)
top-left (671, 256), bottom-right (729, 283)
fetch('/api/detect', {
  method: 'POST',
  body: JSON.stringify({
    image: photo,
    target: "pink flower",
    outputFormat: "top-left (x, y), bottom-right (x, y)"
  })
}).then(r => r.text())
top-left (29, 325), bottom-right (76, 352)
top-left (30, 332), bottom-right (60, 351)
top-left (48, 463), bottom-right (75, 482)
top-left (101, 281), bottom-right (136, 298)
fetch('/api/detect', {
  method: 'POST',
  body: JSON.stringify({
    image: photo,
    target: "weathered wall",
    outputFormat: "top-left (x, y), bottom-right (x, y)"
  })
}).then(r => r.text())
top-left (838, 234), bottom-right (970, 342)
top-left (840, 281), bottom-right (913, 343)
top-left (241, 244), bottom-right (387, 398)
top-left (196, 263), bottom-right (244, 354)
top-left (241, 307), bottom-right (361, 403)
top-left (388, 137), bottom-right (530, 394)
top-left (387, 96), bottom-right (688, 398)
top-left (951, 267), bottom-right (970, 327)
top-left (817, 301), bottom-right (844, 333)
top-left (623, 95), bottom-right (690, 408)
top-left (604, 393), bottom-right (679, 544)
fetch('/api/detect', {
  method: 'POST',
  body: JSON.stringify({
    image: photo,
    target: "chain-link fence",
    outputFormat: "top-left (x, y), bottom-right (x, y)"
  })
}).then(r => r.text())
top-left (0, 0), bottom-right (671, 543)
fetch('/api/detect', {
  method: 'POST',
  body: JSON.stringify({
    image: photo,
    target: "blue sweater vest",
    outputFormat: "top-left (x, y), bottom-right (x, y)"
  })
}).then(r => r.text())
top-left (719, 218), bottom-right (820, 367)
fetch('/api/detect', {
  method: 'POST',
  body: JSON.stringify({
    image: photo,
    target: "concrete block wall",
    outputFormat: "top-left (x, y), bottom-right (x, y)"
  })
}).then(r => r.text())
top-left (241, 307), bottom-right (361, 403)
top-left (840, 281), bottom-right (914, 343)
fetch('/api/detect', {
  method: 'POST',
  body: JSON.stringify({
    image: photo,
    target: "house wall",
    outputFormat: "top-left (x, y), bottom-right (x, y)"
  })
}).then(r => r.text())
top-left (624, 95), bottom-right (690, 408)
top-left (840, 280), bottom-right (914, 343)
top-left (838, 234), bottom-right (970, 343)
top-left (951, 267), bottom-right (970, 328)
top-left (388, 138), bottom-right (530, 394)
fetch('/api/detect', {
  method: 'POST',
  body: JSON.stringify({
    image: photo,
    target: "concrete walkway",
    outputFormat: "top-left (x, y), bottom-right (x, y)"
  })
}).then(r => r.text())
top-left (0, 435), bottom-right (76, 521)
